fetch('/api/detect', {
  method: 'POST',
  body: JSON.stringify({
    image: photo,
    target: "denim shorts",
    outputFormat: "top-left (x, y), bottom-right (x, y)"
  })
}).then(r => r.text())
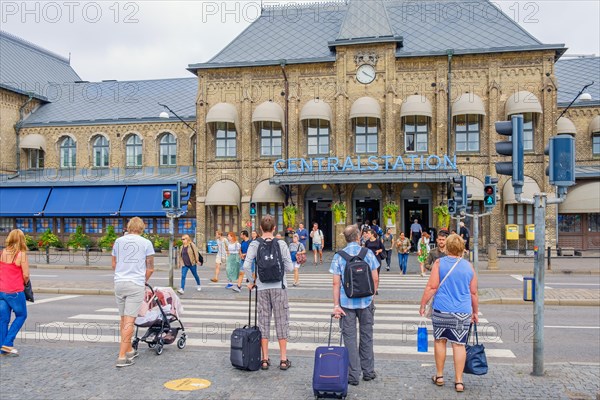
top-left (312, 243), bottom-right (322, 251)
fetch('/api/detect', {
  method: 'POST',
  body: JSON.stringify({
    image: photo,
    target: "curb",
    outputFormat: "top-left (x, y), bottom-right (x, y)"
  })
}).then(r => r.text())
top-left (35, 287), bottom-right (600, 306)
top-left (30, 265), bottom-right (172, 271)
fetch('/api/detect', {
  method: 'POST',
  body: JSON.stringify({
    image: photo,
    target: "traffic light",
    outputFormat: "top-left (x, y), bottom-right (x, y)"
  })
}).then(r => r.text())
top-left (161, 189), bottom-right (174, 210)
top-left (447, 199), bottom-right (457, 215)
top-left (484, 175), bottom-right (499, 210)
top-left (452, 175), bottom-right (469, 212)
top-left (250, 202), bottom-right (257, 216)
top-left (495, 115), bottom-right (524, 195)
top-left (545, 135), bottom-right (575, 188)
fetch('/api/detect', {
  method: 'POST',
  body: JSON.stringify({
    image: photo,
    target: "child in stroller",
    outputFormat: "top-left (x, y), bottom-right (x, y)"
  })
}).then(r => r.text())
top-left (132, 284), bottom-right (186, 355)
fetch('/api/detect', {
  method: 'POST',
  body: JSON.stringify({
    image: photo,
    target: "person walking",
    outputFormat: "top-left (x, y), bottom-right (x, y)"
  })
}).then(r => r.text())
top-left (225, 232), bottom-right (241, 290)
top-left (210, 231), bottom-right (228, 283)
top-left (234, 230), bottom-right (251, 292)
top-left (364, 229), bottom-right (385, 275)
top-left (459, 222), bottom-right (471, 254)
top-left (381, 228), bottom-right (394, 271)
top-left (331, 225), bottom-right (379, 386)
top-left (395, 232), bottom-right (411, 275)
top-left (177, 234), bottom-right (201, 295)
top-left (310, 222), bottom-right (324, 266)
top-left (417, 232), bottom-right (431, 277)
top-left (112, 217), bottom-right (154, 368)
top-left (288, 233), bottom-right (306, 287)
top-left (425, 230), bottom-right (449, 272)
top-left (419, 233), bottom-right (479, 393)
top-left (296, 223), bottom-right (308, 250)
top-left (0, 229), bottom-right (30, 356)
top-left (243, 215), bottom-right (294, 371)
top-left (410, 219), bottom-right (423, 252)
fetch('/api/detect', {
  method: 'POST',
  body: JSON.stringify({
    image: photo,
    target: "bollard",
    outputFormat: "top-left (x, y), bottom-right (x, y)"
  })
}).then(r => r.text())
top-left (487, 243), bottom-right (498, 269)
top-left (85, 246), bottom-right (90, 266)
top-left (547, 246), bottom-right (551, 270)
top-left (46, 246), bottom-right (50, 264)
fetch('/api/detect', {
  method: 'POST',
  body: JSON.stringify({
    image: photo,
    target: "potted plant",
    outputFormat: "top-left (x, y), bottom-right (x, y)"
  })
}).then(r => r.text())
top-left (99, 225), bottom-right (118, 252)
top-left (331, 202), bottom-right (347, 224)
top-left (67, 225), bottom-right (92, 252)
top-left (283, 205), bottom-right (298, 228)
top-left (382, 202), bottom-right (400, 227)
top-left (433, 204), bottom-right (451, 230)
top-left (38, 229), bottom-right (61, 250)
top-left (143, 233), bottom-right (166, 252)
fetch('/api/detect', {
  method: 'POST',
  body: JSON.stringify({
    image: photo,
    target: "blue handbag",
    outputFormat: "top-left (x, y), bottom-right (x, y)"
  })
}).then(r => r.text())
top-left (417, 322), bottom-right (428, 353)
top-left (464, 323), bottom-right (488, 375)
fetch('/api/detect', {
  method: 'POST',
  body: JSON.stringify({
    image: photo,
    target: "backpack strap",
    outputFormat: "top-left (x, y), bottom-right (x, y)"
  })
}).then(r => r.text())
top-left (357, 247), bottom-right (368, 260)
top-left (336, 250), bottom-right (351, 262)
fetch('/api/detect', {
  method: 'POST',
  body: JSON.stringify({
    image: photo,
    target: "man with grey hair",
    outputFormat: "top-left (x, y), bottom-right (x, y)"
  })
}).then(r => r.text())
top-left (330, 225), bottom-right (380, 386)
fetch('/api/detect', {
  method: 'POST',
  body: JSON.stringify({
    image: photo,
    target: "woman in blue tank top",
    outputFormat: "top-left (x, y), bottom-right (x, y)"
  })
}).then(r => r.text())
top-left (418, 233), bottom-right (479, 393)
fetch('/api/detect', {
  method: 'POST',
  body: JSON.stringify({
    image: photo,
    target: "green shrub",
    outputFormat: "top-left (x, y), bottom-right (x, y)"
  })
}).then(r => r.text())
top-left (38, 229), bottom-right (61, 248)
top-left (67, 226), bottom-right (93, 250)
top-left (98, 226), bottom-right (118, 250)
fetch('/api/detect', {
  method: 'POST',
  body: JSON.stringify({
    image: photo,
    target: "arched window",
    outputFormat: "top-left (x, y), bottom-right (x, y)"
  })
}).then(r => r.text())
top-left (126, 134), bottom-right (142, 167)
top-left (354, 117), bottom-right (378, 154)
top-left (159, 133), bottom-right (177, 166)
top-left (93, 136), bottom-right (109, 167)
top-left (60, 137), bottom-right (76, 168)
top-left (306, 119), bottom-right (330, 155)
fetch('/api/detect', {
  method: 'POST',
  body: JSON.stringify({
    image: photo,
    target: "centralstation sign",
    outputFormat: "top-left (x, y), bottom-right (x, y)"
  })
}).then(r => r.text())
top-left (274, 154), bottom-right (458, 175)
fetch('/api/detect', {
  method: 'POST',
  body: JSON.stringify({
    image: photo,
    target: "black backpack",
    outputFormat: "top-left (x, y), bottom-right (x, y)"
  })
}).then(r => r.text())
top-left (255, 238), bottom-right (284, 286)
top-left (337, 248), bottom-right (375, 298)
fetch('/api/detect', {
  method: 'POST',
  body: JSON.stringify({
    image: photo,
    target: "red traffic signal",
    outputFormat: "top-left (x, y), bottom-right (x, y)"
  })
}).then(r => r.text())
top-left (162, 191), bottom-right (171, 200)
top-left (162, 189), bottom-right (174, 210)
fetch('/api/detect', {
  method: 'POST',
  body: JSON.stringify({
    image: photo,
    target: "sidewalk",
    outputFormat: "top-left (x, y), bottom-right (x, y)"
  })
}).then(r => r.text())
top-left (1, 344), bottom-right (598, 400)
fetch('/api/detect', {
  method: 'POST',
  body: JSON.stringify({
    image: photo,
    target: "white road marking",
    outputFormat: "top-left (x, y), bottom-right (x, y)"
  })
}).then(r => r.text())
top-left (545, 325), bottom-right (600, 329)
top-left (510, 274), bottom-right (552, 289)
top-left (28, 295), bottom-right (81, 305)
top-left (30, 274), bottom-right (59, 278)
top-left (544, 283), bottom-right (600, 286)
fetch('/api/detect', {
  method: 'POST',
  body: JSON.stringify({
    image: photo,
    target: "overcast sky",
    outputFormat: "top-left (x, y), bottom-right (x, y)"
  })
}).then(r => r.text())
top-left (2, 0), bottom-right (599, 82)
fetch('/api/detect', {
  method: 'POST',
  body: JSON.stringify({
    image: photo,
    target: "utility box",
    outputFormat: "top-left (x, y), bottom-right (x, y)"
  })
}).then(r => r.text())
top-left (505, 224), bottom-right (519, 256)
top-left (506, 224), bottom-right (519, 240)
top-left (207, 240), bottom-right (218, 254)
top-left (523, 277), bottom-right (535, 301)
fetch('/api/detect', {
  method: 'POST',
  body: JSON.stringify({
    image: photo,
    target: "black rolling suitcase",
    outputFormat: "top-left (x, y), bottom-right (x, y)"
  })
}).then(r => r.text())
top-left (230, 286), bottom-right (262, 371)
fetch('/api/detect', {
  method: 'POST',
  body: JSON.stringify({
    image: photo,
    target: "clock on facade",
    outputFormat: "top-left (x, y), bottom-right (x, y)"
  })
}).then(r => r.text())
top-left (356, 64), bottom-right (376, 84)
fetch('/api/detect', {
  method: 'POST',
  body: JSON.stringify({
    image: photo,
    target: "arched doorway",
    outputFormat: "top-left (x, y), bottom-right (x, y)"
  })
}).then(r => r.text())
top-left (304, 185), bottom-right (333, 250)
top-left (400, 184), bottom-right (432, 236)
top-left (352, 184), bottom-right (383, 227)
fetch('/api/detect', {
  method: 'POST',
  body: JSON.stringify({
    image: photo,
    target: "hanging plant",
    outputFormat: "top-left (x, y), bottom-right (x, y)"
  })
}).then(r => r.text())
top-left (382, 202), bottom-right (400, 226)
top-left (331, 202), bottom-right (347, 224)
top-left (433, 204), bottom-right (451, 229)
top-left (283, 205), bottom-right (298, 228)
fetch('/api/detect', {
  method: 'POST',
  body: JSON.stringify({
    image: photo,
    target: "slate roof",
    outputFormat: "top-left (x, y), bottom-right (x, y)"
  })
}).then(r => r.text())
top-left (0, 31), bottom-right (81, 101)
top-left (22, 77), bottom-right (197, 126)
top-left (555, 57), bottom-right (600, 107)
top-left (335, 1), bottom-right (395, 42)
top-left (189, 0), bottom-right (565, 70)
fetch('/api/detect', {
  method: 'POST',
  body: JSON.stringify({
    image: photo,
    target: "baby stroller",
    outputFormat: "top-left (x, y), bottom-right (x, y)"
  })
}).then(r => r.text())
top-left (132, 284), bottom-right (186, 355)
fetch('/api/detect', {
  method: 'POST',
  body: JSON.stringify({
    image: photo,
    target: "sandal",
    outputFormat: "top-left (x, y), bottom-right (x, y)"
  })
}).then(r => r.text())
top-left (279, 359), bottom-right (292, 370)
top-left (260, 359), bottom-right (270, 370)
top-left (431, 375), bottom-right (444, 386)
top-left (455, 382), bottom-right (465, 392)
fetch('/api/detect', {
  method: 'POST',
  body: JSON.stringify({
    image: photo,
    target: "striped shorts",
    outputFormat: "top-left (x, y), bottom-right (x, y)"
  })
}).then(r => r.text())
top-left (257, 288), bottom-right (290, 340)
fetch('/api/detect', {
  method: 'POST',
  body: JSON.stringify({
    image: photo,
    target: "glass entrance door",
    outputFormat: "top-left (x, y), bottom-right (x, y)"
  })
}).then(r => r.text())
top-left (354, 200), bottom-right (380, 227)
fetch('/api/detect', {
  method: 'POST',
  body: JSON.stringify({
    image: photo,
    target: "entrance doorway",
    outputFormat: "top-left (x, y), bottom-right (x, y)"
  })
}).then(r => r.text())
top-left (403, 200), bottom-right (429, 236)
top-left (400, 184), bottom-right (433, 236)
top-left (307, 201), bottom-right (332, 250)
top-left (304, 185), bottom-right (333, 250)
top-left (352, 184), bottom-right (382, 227)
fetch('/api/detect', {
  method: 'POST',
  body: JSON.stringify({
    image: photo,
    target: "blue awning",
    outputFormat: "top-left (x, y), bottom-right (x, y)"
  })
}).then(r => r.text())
top-left (120, 185), bottom-right (184, 217)
top-left (0, 187), bottom-right (51, 216)
top-left (43, 186), bottom-right (126, 216)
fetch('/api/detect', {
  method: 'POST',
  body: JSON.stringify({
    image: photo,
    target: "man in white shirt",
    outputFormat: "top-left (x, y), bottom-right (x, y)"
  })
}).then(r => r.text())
top-left (112, 217), bottom-right (154, 368)
top-left (310, 222), bottom-right (324, 265)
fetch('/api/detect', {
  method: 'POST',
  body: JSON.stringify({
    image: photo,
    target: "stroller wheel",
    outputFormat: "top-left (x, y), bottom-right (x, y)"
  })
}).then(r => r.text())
top-left (148, 343), bottom-right (156, 349)
top-left (177, 337), bottom-right (186, 349)
top-left (155, 339), bottom-right (164, 355)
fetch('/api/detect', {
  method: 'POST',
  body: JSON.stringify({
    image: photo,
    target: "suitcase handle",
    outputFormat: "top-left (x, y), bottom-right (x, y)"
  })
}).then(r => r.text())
top-left (328, 314), bottom-right (343, 347)
top-left (248, 285), bottom-right (258, 328)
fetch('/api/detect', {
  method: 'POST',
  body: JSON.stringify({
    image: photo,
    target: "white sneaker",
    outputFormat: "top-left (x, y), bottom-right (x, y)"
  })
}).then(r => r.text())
top-left (177, 288), bottom-right (184, 295)
top-left (196, 286), bottom-right (202, 292)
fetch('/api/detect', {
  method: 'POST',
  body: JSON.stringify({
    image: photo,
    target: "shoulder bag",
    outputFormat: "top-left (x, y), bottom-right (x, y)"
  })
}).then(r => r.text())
top-left (424, 257), bottom-right (461, 318)
top-left (464, 323), bottom-right (488, 375)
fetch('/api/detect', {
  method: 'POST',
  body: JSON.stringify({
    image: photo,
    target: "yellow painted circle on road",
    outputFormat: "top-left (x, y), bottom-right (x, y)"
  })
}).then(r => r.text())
top-left (164, 378), bottom-right (211, 391)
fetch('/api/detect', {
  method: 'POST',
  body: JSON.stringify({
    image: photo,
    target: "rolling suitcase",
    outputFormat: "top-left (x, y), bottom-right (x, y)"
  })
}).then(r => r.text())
top-left (313, 315), bottom-right (349, 399)
top-left (230, 286), bottom-right (262, 371)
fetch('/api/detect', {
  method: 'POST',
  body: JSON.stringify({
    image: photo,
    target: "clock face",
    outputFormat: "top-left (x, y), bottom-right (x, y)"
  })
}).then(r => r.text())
top-left (356, 64), bottom-right (376, 84)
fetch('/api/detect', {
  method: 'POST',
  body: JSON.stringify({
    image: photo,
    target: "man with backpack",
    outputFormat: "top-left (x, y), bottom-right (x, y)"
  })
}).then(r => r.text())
top-left (243, 215), bottom-right (294, 371)
top-left (330, 225), bottom-right (380, 386)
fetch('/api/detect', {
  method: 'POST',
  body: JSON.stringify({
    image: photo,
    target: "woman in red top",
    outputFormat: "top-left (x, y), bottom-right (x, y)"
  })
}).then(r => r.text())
top-left (0, 229), bottom-right (30, 356)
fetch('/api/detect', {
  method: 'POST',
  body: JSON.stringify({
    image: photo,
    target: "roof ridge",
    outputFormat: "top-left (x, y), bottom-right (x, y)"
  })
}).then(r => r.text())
top-left (0, 30), bottom-right (71, 65)
top-left (480, 1), bottom-right (543, 46)
top-left (261, 0), bottom-right (346, 11)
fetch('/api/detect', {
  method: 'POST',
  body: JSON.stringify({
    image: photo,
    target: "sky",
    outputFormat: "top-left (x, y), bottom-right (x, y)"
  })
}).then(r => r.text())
top-left (1, 0), bottom-right (599, 82)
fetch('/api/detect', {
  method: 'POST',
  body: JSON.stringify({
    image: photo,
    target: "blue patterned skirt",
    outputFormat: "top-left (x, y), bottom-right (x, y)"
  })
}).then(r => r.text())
top-left (431, 309), bottom-right (471, 344)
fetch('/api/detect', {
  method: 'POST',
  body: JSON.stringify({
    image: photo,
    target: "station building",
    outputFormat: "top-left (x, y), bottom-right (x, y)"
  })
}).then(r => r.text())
top-left (1, 1), bottom-right (599, 253)
top-left (188, 1), bottom-right (599, 251)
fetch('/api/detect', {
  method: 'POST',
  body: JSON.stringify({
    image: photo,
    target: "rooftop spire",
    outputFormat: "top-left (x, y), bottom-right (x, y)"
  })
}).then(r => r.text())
top-left (336, 0), bottom-right (395, 41)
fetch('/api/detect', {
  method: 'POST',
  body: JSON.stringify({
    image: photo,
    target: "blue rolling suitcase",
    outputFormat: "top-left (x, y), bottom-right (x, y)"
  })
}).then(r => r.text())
top-left (313, 315), bottom-right (349, 399)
